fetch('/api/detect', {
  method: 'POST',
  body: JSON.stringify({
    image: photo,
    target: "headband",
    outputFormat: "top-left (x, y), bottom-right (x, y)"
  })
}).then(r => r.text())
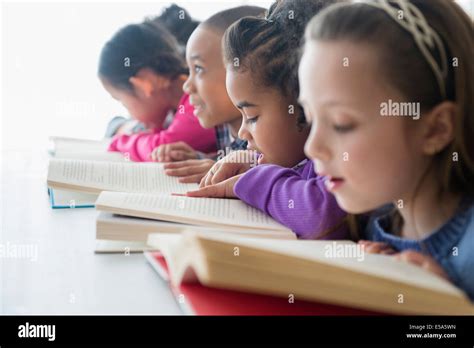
top-left (364, 0), bottom-right (448, 99)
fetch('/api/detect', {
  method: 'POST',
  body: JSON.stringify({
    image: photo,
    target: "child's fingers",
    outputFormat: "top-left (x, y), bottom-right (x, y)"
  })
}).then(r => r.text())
top-left (199, 172), bottom-right (211, 188)
top-left (211, 164), bottom-right (236, 185)
top-left (187, 179), bottom-right (236, 198)
top-left (150, 150), bottom-right (157, 161)
top-left (178, 174), bottom-right (205, 184)
top-left (164, 159), bottom-right (203, 169)
top-left (396, 251), bottom-right (449, 279)
top-left (203, 169), bottom-right (215, 187)
top-left (186, 184), bottom-right (224, 198)
top-left (395, 250), bottom-right (426, 267)
top-left (171, 141), bottom-right (193, 152)
top-left (380, 248), bottom-right (397, 255)
top-left (198, 162), bottom-right (219, 188)
top-left (358, 240), bottom-right (393, 254)
top-left (165, 165), bottom-right (206, 177)
top-left (156, 144), bottom-right (169, 162)
top-left (169, 150), bottom-right (186, 161)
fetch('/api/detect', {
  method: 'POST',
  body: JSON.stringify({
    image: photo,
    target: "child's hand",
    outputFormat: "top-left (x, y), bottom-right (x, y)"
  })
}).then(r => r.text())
top-left (395, 250), bottom-right (449, 280)
top-left (150, 141), bottom-right (199, 162)
top-left (358, 240), bottom-right (397, 255)
top-left (186, 174), bottom-right (243, 198)
top-left (164, 159), bottom-right (215, 183)
top-left (199, 151), bottom-right (254, 188)
top-left (359, 241), bottom-right (449, 280)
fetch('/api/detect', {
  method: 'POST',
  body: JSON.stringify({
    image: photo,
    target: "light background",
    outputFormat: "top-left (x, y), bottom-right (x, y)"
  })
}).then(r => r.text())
top-left (1, 0), bottom-right (472, 151)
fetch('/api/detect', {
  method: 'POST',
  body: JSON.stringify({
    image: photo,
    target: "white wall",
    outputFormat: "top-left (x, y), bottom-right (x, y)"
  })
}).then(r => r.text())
top-left (1, 1), bottom-right (272, 152)
top-left (1, 0), bottom-right (472, 152)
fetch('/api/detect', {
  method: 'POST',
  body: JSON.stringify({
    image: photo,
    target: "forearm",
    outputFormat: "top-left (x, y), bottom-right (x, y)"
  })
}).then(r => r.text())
top-left (234, 165), bottom-right (348, 239)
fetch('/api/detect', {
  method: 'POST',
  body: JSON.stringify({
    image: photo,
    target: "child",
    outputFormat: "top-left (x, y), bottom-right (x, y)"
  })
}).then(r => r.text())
top-left (151, 6), bottom-right (266, 183)
top-left (104, 4), bottom-right (200, 137)
top-left (98, 15), bottom-right (216, 162)
top-left (298, 0), bottom-right (474, 299)
top-left (187, 0), bottom-right (348, 240)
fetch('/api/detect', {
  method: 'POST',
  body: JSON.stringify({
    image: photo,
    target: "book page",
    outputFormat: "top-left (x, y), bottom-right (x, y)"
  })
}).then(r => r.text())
top-left (94, 239), bottom-right (154, 253)
top-left (47, 159), bottom-right (198, 194)
top-left (96, 191), bottom-right (290, 231)
top-left (49, 136), bottom-right (126, 162)
top-left (192, 234), bottom-right (464, 296)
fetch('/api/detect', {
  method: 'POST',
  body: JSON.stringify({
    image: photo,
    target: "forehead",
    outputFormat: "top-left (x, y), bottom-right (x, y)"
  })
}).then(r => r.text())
top-left (299, 40), bottom-right (383, 105)
top-left (226, 67), bottom-right (289, 109)
top-left (225, 68), bottom-right (268, 99)
top-left (186, 26), bottom-right (223, 63)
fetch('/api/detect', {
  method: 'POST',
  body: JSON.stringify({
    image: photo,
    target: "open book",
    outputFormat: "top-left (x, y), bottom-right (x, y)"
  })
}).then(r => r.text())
top-left (47, 137), bottom-right (129, 208)
top-left (95, 239), bottom-right (155, 253)
top-left (47, 158), bottom-right (197, 195)
top-left (146, 231), bottom-right (474, 315)
top-left (95, 191), bottom-right (294, 238)
top-left (144, 251), bottom-right (380, 315)
top-left (97, 211), bottom-right (295, 243)
top-left (49, 136), bottom-right (127, 162)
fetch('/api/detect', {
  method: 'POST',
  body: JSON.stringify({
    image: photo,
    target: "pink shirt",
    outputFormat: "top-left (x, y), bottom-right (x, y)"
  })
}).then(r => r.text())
top-left (108, 94), bottom-right (216, 162)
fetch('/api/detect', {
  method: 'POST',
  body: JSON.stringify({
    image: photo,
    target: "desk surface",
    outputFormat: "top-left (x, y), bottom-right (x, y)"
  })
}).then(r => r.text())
top-left (1, 150), bottom-right (182, 314)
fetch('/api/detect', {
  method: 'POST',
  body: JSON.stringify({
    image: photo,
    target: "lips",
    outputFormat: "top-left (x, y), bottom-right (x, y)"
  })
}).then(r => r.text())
top-left (189, 97), bottom-right (205, 115)
top-left (246, 145), bottom-right (264, 164)
top-left (193, 105), bottom-right (204, 116)
top-left (324, 176), bottom-right (345, 192)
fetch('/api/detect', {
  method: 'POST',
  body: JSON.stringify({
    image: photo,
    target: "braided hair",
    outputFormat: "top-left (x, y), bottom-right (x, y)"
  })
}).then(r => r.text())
top-left (223, 0), bottom-right (343, 128)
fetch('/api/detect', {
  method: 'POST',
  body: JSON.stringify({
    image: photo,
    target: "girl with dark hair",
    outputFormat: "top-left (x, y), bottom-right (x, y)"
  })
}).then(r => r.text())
top-left (154, 5), bottom-right (266, 181)
top-left (99, 6), bottom-right (216, 162)
top-left (187, 0), bottom-right (349, 241)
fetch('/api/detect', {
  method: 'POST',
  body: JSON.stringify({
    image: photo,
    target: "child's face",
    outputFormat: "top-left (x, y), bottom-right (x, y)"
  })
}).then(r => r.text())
top-left (298, 41), bottom-right (428, 213)
top-left (226, 68), bottom-right (309, 167)
top-left (183, 26), bottom-right (240, 128)
top-left (101, 77), bottom-right (166, 128)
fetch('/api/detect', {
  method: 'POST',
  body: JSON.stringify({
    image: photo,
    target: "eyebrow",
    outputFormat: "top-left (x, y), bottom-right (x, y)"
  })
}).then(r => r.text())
top-left (236, 101), bottom-right (258, 109)
top-left (190, 54), bottom-right (203, 62)
top-left (299, 97), bottom-right (350, 109)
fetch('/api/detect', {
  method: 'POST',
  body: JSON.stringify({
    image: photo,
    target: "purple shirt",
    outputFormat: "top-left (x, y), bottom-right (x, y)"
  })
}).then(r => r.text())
top-left (234, 160), bottom-right (349, 239)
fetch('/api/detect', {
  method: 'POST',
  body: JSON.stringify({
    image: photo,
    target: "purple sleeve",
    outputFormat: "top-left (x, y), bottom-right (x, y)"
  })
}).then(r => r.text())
top-left (234, 162), bottom-right (348, 240)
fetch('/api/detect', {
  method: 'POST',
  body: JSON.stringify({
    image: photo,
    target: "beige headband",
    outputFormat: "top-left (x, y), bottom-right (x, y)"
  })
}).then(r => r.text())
top-left (364, 0), bottom-right (448, 99)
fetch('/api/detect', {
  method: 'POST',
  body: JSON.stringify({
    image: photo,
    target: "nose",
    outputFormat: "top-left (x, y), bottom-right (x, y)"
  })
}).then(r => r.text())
top-left (304, 120), bottom-right (330, 163)
top-left (182, 74), bottom-right (194, 95)
top-left (238, 118), bottom-right (252, 142)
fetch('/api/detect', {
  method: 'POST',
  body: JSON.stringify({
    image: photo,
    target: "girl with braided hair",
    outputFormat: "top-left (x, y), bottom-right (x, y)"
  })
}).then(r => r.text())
top-left (188, 0), bottom-right (350, 241)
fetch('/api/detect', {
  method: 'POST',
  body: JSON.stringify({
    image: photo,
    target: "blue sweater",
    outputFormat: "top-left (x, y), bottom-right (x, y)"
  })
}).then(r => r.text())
top-left (364, 198), bottom-right (474, 301)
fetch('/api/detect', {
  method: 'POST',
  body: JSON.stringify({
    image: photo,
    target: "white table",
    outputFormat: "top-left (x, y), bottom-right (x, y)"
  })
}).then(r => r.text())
top-left (0, 149), bottom-right (182, 314)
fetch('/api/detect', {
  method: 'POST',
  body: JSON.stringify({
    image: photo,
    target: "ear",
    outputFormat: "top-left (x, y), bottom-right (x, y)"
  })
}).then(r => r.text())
top-left (421, 101), bottom-right (457, 155)
top-left (129, 75), bottom-right (154, 98)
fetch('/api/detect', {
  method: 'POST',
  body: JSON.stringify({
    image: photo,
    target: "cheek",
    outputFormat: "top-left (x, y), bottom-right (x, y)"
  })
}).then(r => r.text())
top-left (254, 116), bottom-right (289, 157)
top-left (342, 127), bottom-right (417, 205)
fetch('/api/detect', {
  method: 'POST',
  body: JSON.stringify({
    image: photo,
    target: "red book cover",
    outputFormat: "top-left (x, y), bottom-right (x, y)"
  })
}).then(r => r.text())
top-left (144, 251), bottom-right (382, 316)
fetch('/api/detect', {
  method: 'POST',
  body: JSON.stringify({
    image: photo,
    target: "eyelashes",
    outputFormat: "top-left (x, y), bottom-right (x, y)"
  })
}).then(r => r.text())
top-left (245, 116), bottom-right (259, 124)
top-left (300, 103), bottom-right (356, 133)
top-left (333, 124), bottom-right (355, 133)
